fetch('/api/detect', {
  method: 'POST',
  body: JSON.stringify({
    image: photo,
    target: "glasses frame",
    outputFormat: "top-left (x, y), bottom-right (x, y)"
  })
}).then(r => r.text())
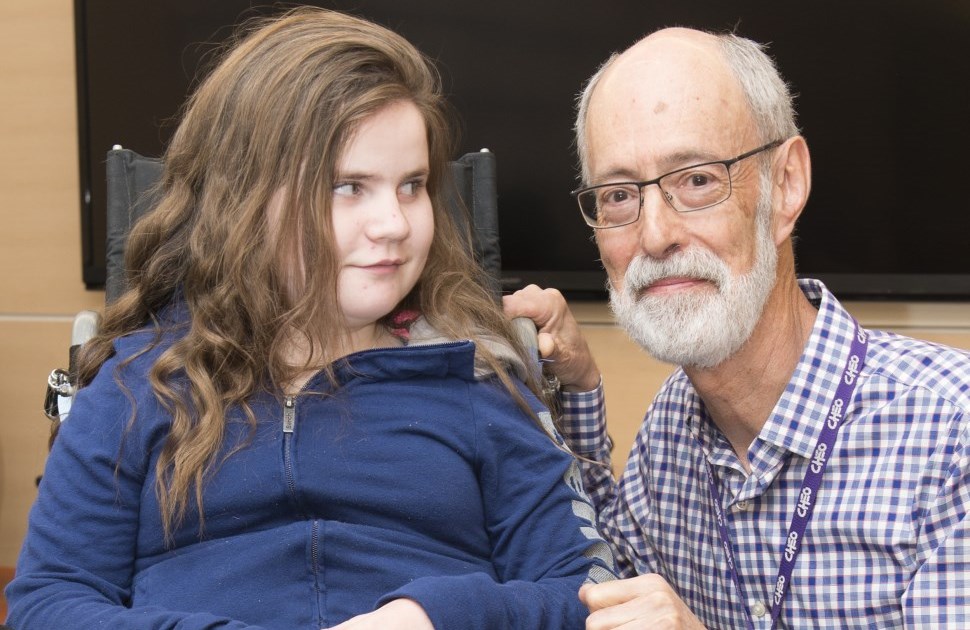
top-left (572, 139), bottom-right (784, 229)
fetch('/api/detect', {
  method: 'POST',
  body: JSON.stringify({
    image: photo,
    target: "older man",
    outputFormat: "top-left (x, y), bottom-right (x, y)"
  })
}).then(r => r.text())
top-left (506, 28), bottom-right (970, 629)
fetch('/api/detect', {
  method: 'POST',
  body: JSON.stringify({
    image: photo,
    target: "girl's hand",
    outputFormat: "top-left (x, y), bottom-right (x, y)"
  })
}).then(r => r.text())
top-left (324, 598), bottom-right (434, 630)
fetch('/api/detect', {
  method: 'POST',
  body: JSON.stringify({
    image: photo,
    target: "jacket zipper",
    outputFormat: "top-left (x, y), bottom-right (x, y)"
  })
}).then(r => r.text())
top-left (311, 519), bottom-right (323, 626)
top-left (283, 395), bottom-right (323, 622)
top-left (282, 396), bottom-right (298, 499)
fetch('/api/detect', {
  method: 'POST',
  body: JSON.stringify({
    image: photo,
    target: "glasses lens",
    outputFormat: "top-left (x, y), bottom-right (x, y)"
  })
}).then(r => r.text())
top-left (578, 183), bottom-right (641, 227)
top-left (659, 163), bottom-right (731, 211)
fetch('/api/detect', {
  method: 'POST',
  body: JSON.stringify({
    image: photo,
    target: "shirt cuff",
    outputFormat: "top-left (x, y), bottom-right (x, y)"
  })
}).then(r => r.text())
top-left (560, 379), bottom-right (610, 456)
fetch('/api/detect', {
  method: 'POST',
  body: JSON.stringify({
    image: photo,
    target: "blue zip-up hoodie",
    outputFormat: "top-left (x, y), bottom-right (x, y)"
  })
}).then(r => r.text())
top-left (7, 313), bottom-right (615, 629)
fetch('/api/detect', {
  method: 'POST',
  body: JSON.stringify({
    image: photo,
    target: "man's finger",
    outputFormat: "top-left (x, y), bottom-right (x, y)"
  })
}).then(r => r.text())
top-left (580, 574), bottom-right (663, 612)
top-left (537, 332), bottom-right (556, 358)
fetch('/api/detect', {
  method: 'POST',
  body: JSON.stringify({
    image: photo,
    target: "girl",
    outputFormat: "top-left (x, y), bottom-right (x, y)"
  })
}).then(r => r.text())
top-left (5, 7), bottom-right (614, 630)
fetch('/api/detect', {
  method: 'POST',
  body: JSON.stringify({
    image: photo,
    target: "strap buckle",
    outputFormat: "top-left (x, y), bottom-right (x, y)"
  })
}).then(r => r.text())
top-left (43, 368), bottom-right (75, 421)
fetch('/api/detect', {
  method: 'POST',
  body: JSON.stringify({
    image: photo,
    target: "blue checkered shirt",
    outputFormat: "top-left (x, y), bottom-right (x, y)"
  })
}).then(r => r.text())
top-left (562, 279), bottom-right (970, 628)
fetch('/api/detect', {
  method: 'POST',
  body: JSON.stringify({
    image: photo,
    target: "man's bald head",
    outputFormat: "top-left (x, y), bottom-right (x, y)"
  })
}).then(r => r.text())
top-left (575, 28), bottom-right (798, 183)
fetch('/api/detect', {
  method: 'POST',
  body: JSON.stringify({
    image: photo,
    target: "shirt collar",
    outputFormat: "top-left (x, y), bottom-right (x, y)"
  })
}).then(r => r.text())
top-left (757, 278), bottom-right (863, 459)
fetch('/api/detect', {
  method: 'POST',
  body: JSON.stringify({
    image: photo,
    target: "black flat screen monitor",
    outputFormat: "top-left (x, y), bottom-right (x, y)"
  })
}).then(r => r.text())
top-left (74, 0), bottom-right (970, 299)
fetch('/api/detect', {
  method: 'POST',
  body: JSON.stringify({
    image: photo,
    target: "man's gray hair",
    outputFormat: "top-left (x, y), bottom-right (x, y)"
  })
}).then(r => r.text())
top-left (574, 31), bottom-right (799, 183)
top-left (574, 53), bottom-right (617, 183)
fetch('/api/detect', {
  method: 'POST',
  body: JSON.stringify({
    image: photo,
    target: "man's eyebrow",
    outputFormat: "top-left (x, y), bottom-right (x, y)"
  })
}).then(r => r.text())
top-left (656, 149), bottom-right (722, 171)
top-left (588, 167), bottom-right (641, 184)
top-left (589, 149), bottom-right (726, 184)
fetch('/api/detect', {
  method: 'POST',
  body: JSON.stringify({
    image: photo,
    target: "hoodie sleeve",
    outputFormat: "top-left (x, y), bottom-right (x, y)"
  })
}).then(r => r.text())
top-left (378, 378), bottom-right (616, 629)
top-left (4, 345), bottom-right (265, 630)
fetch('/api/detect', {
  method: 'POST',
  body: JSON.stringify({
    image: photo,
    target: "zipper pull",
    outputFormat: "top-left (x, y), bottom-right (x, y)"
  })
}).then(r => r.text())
top-left (283, 396), bottom-right (295, 433)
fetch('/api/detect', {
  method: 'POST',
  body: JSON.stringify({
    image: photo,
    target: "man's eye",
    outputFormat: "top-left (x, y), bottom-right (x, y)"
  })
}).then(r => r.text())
top-left (688, 173), bottom-right (712, 187)
top-left (670, 168), bottom-right (723, 190)
top-left (607, 189), bottom-right (629, 203)
top-left (599, 186), bottom-right (636, 206)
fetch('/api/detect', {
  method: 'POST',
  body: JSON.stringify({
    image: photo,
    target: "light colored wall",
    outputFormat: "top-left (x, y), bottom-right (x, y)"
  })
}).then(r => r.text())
top-left (0, 0), bottom-right (105, 565)
top-left (2, 0), bottom-right (970, 570)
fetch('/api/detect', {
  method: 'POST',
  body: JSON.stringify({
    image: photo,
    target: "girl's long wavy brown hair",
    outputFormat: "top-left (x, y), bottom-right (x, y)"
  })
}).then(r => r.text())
top-left (75, 7), bottom-right (549, 541)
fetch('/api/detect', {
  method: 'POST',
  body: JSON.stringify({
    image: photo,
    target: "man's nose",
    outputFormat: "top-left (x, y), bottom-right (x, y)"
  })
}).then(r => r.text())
top-left (635, 184), bottom-right (685, 259)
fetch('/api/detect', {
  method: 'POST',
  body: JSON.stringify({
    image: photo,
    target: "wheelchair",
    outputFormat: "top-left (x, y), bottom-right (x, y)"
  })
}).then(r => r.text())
top-left (43, 146), bottom-right (539, 425)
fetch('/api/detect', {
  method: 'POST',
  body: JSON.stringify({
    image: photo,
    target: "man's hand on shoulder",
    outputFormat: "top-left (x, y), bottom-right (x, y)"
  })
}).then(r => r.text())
top-left (580, 574), bottom-right (706, 630)
top-left (503, 284), bottom-right (601, 392)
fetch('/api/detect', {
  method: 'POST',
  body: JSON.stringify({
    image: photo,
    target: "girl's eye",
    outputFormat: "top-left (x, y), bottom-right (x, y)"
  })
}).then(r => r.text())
top-left (333, 182), bottom-right (360, 196)
top-left (401, 179), bottom-right (426, 196)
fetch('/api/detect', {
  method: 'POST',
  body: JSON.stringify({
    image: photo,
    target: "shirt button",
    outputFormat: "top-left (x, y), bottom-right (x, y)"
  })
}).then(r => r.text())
top-left (734, 500), bottom-right (750, 512)
top-left (751, 601), bottom-right (767, 618)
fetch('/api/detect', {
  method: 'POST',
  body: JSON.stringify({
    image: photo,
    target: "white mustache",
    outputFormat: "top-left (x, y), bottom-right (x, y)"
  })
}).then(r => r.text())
top-left (622, 248), bottom-right (730, 298)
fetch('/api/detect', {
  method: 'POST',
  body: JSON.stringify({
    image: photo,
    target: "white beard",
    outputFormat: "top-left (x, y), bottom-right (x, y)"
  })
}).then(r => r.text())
top-left (608, 197), bottom-right (778, 369)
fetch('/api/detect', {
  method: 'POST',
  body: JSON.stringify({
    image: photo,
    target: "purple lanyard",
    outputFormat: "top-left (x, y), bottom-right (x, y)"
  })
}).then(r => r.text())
top-left (702, 322), bottom-right (868, 630)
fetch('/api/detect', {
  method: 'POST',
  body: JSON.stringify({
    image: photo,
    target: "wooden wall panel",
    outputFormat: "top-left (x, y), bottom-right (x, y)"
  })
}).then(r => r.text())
top-left (0, 0), bottom-right (104, 568)
top-left (0, 320), bottom-right (71, 563)
top-left (0, 0), bottom-right (103, 314)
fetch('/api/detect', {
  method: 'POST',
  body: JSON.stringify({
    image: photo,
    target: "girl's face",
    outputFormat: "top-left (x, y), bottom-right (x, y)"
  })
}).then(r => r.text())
top-left (331, 100), bottom-right (434, 338)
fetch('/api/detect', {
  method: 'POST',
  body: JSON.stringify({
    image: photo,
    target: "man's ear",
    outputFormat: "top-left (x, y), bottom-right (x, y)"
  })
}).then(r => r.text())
top-left (771, 136), bottom-right (811, 245)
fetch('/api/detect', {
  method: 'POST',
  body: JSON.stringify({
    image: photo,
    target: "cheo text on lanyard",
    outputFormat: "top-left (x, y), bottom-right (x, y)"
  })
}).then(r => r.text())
top-left (703, 322), bottom-right (868, 630)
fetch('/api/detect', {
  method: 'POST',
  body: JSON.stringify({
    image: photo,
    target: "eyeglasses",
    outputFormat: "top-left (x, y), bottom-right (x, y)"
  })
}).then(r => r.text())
top-left (572, 140), bottom-right (783, 229)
